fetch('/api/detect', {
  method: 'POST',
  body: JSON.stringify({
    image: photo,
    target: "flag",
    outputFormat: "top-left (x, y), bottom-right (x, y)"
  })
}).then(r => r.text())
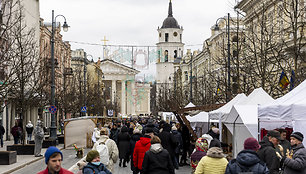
top-left (279, 71), bottom-right (289, 89)
top-left (290, 70), bottom-right (295, 91)
top-left (215, 84), bottom-right (221, 95)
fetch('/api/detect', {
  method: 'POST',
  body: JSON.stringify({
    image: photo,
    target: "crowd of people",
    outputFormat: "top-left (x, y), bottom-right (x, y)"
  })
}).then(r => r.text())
top-left (31, 117), bottom-right (306, 174)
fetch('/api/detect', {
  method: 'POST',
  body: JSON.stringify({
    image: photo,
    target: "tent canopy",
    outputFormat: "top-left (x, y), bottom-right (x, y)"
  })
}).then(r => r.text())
top-left (185, 102), bottom-right (195, 108)
top-left (209, 93), bottom-right (248, 120)
top-left (258, 80), bottom-right (306, 146)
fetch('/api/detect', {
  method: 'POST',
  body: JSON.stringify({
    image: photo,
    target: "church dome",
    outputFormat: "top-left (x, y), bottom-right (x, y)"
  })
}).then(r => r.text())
top-left (161, 17), bottom-right (180, 29)
top-left (161, 0), bottom-right (180, 29)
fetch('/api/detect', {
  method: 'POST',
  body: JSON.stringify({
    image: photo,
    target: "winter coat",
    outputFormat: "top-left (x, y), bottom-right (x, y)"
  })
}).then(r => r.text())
top-left (257, 136), bottom-right (280, 174)
top-left (194, 147), bottom-right (228, 174)
top-left (283, 144), bottom-right (306, 174)
top-left (0, 125), bottom-right (5, 135)
top-left (133, 136), bottom-right (151, 170)
top-left (38, 167), bottom-right (73, 174)
top-left (117, 126), bottom-right (130, 159)
top-left (158, 125), bottom-right (177, 159)
top-left (92, 135), bottom-right (119, 173)
top-left (130, 133), bottom-right (143, 171)
top-left (82, 162), bottom-right (112, 174)
top-left (142, 143), bottom-right (175, 174)
top-left (110, 128), bottom-right (119, 144)
top-left (180, 125), bottom-right (190, 150)
top-left (26, 126), bottom-right (33, 135)
top-left (225, 149), bottom-right (269, 174)
top-left (11, 126), bottom-right (22, 138)
top-left (172, 130), bottom-right (183, 154)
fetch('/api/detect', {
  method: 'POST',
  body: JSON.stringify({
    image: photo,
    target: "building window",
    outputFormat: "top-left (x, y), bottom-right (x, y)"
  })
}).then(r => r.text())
top-left (164, 50), bottom-right (168, 62)
top-left (165, 33), bottom-right (169, 42)
top-left (174, 50), bottom-right (177, 58)
top-left (185, 71), bottom-right (188, 81)
top-left (180, 34), bottom-right (182, 42)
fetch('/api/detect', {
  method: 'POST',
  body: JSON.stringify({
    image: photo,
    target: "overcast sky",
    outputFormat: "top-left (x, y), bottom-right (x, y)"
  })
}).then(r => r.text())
top-left (40, 0), bottom-right (238, 61)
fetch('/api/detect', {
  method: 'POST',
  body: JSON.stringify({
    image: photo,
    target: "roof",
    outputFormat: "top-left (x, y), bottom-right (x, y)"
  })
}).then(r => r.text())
top-left (161, 0), bottom-right (180, 29)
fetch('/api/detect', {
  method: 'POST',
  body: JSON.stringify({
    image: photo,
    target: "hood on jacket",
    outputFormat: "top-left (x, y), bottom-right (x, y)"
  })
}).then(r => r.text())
top-left (139, 137), bottom-right (151, 146)
top-left (259, 136), bottom-right (275, 149)
top-left (150, 143), bottom-right (163, 154)
top-left (206, 147), bottom-right (224, 158)
top-left (236, 149), bottom-right (260, 167)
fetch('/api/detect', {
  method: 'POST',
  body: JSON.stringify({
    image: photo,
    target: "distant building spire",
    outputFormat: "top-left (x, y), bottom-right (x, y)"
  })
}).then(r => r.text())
top-left (168, 0), bottom-right (173, 17)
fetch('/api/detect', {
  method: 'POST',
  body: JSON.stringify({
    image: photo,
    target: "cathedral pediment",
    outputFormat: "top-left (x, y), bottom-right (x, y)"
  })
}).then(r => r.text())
top-left (100, 59), bottom-right (140, 75)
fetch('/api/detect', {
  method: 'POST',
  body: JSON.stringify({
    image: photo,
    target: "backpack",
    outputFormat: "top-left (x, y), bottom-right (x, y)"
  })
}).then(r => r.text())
top-left (96, 139), bottom-right (110, 165)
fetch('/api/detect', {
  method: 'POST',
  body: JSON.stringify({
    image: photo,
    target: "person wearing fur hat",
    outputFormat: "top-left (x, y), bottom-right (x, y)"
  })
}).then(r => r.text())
top-left (281, 132), bottom-right (306, 174)
top-left (37, 146), bottom-right (73, 174)
top-left (225, 137), bottom-right (269, 174)
top-left (190, 137), bottom-right (209, 173)
top-left (194, 147), bottom-right (228, 174)
top-left (83, 150), bottom-right (112, 174)
top-left (92, 127), bottom-right (119, 173)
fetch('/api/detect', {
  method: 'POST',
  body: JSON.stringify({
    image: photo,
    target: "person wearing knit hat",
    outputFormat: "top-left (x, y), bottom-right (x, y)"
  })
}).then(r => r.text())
top-left (83, 150), bottom-right (112, 174)
top-left (225, 138), bottom-right (269, 174)
top-left (37, 146), bottom-right (73, 174)
top-left (281, 132), bottom-right (306, 174)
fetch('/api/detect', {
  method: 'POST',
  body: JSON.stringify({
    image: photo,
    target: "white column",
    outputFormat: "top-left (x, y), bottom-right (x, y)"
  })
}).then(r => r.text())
top-left (111, 80), bottom-right (116, 104)
top-left (131, 81), bottom-right (136, 115)
top-left (121, 81), bottom-right (126, 116)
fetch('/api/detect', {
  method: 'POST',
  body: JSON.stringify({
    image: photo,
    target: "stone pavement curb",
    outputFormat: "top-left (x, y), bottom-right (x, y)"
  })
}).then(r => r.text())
top-left (2, 146), bottom-right (65, 174)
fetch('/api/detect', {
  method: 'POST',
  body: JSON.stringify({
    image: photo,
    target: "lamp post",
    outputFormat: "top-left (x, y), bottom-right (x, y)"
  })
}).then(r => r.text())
top-left (190, 53), bottom-right (193, 103)
top-left (214, 13), bottom-right (231, 102)
top-left (50, 10), bottom-right (69, 139)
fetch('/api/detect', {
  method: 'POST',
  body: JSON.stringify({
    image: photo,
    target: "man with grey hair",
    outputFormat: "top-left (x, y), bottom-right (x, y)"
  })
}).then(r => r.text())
top-left (34, 120), bottom-right (44, 157)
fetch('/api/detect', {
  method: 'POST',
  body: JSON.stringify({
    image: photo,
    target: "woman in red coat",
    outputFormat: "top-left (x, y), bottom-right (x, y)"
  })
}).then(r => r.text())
top-left (133, 128), bottom-right (154, 174)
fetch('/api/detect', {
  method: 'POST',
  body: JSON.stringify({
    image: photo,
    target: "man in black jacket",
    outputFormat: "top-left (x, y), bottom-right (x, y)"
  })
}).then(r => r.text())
top-left (257, 130), bottom-right (281, 174)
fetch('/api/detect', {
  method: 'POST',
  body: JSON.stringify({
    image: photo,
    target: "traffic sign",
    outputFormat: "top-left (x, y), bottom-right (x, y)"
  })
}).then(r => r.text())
top-left (81, 106), bottom-right (87, 113)
top-left (48, 105), bottom-right (57, 114)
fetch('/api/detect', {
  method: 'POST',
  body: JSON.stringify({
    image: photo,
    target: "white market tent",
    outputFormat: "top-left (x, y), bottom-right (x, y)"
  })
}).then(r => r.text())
top-left (208, 93), bottom-right (248, 120)
top-left (186, 111), bottom-right (218, 138)
top-left (222, 88), bottom-right (274, 156)
top-left (258, 79), bottom-right (306, 146)
top-left (208, 93), bottom-right (248, 142)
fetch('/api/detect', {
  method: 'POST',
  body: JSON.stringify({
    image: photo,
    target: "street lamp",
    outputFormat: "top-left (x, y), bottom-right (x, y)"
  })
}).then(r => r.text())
top-left (50, 10), bottom-right (69, 139)
top-left (214, 13), bottom-right (231, 102)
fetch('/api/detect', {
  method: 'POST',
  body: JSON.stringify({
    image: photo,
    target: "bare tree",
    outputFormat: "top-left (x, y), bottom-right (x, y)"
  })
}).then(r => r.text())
top-left (1, 0), bottom-right (43, 143)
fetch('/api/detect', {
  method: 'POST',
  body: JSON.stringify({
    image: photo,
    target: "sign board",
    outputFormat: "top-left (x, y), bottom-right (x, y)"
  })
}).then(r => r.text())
top-left (48, 105), bottom-right (57, 114)
top-left (107, 110), bottom-right (114, 117)
top-left (81, 106), bottom-right (87, 113)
